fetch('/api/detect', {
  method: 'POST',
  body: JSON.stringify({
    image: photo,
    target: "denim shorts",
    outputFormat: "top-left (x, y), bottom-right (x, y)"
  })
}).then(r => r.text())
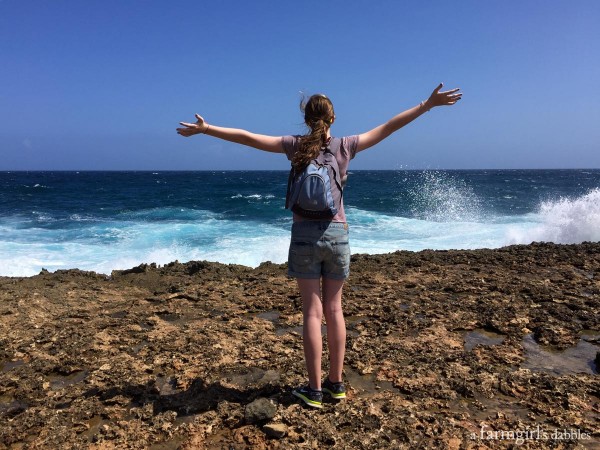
top-left (288, 221), bottom-right (351, 280)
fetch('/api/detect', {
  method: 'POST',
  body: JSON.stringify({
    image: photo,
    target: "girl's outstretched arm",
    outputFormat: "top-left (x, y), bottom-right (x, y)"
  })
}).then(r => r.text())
top-left (356, 83), bottom-right (462, 153)
top-left (177, 114), bottom-right (284, 153)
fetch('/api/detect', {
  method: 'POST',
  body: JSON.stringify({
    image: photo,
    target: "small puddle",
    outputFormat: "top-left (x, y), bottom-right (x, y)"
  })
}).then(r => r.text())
top-left (346, 315), bottom-right (367, 326)
top-left (0, 395), bottom-right (28, 416)
top-left (581, 329), bottom-right (600, 343)
top-left (346, 315), bottom-right (367, 337)
top-left (156, 311), bottom-right (190, 326)
top-left (80, 415), bottom-right (107, 442)
top-left (225, 367), bottom-right (280, 388)
top-left (572, 268), bottom-right (594, 280)
top-left (174, 413), bottom-right (201, 426)
top-left (449, 393), bottom-right (531, 422)
top-left (203, 428), bottom-right (237, 449)
top-left (48, 370), bottom-right (89, 390)
top-left (139, 321), bottom-right (154, 330)
top-left (0, 359), bottom-right (25, 372)
top-left (156, 312), bottom-right (181, 322)
top-left (148, 437), bottom-right (186, 450)
top-left (522, 333), bottom-right (599, 375)
top-left (256, 311), bottom-right (280, 322)
top-left (131, 339), bottom-right (149, 353)
top-left (463, 328), bottom-right (505, 352)
top-left (344, 367), bottom-right (399, 397)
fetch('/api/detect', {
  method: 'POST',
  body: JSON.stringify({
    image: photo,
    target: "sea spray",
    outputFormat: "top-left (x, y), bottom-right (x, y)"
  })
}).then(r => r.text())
top-left (505, 188), bottom-right (600, 245)
top-left (1, 170), bottom-right (599, 276)
top-left (408, 170), bottom-right (483, 222)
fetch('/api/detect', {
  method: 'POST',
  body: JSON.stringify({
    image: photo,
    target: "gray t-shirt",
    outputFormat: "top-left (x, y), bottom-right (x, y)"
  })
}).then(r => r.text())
top-left (281, 135), bottom-right (359, 223)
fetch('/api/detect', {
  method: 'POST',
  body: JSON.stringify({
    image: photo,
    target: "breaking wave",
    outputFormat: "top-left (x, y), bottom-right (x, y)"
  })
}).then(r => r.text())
top-left (506, 188), bottom-right (600, 245)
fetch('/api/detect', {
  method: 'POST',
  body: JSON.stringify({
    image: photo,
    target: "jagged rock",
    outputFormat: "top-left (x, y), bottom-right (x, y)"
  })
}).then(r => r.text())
top-left (244, 398), bottom-right (277, 424)
top-left (0, 242), bottom-right (598, 448)
top-left (263, 423), bottom-right (287, 438)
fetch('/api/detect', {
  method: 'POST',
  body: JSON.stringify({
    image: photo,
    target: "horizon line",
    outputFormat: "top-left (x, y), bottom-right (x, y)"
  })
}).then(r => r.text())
top-left (2, 168), bottom-right (600, 173)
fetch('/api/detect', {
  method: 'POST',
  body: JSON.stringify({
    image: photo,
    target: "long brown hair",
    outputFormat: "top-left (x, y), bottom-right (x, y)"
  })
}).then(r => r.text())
top-left (292, 94), bottom-right (335, 172)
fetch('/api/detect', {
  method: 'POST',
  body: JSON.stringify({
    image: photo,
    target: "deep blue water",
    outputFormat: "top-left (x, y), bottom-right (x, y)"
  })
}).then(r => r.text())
top-left (1, 170), bottom-right (599, 276)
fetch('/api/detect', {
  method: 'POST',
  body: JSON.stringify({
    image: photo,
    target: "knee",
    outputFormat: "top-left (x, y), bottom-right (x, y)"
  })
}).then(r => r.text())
top-left (304, 308), bottom-right (323, 322)
top-left (324, 302), bottom-right (343, 319)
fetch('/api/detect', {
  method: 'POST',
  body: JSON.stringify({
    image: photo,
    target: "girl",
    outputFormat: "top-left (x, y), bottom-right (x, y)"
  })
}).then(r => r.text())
top-left (177, 83), bottom-right (462, 408)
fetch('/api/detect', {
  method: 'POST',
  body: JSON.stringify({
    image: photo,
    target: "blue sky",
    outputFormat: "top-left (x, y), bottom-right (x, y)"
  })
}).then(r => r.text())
top-left (1, 0), bottom-right (599, 170)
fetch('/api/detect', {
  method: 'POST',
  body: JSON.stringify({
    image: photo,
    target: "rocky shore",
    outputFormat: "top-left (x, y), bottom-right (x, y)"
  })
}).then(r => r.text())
top-left (1, 242), bottom-right (599, 449)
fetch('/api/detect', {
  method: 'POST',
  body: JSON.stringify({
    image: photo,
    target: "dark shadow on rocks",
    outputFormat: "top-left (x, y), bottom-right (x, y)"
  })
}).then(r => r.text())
top-left (83, 377), bottom-right (287, 418)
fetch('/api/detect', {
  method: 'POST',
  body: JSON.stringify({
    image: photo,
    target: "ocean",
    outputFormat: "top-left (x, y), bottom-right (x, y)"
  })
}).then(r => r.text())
top-left (1, 170), bottom-right (599, 277)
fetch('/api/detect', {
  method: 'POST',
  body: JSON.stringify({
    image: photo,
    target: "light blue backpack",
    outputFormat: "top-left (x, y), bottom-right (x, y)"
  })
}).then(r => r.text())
top-left (285, 138), bottom-right (344, 219)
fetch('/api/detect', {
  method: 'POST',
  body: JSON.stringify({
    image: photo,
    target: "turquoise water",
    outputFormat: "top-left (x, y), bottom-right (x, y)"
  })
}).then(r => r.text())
top-left (1, 170), bottom-right (599, 276)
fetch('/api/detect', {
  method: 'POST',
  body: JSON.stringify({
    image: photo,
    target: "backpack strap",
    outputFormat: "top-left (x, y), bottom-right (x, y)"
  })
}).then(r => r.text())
top-left (321, 137), bottom-right (344, 193)
top-left (324, 137), bottom-right (341, 156)
top-left (285, 168), bottom-right (294, 209)
top-left (328, 137), bottom-right (349, 187)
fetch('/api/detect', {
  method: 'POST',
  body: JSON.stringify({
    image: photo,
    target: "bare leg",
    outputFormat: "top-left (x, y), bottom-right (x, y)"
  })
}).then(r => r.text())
top-left (322, 277), bottom-right (346, 383)
top-left (297, 278), bottom-right (323, 390)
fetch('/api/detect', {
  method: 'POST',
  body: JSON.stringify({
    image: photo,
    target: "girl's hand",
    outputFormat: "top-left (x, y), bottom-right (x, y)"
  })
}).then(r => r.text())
top-left (425, 83), bottom-right (462, 109)
top-left (177, 114), bottom-right (209, 137)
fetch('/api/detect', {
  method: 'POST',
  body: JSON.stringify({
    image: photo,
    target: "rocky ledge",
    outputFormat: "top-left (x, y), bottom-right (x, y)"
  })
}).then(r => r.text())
top-left (0, 242), bottom-right (598, 449)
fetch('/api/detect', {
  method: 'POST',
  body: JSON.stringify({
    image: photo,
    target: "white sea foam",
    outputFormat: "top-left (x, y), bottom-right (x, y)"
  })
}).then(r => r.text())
top-left (69, 214), bottom-right (98, 222)
top-left (0, 218), bottom-right (291, 276)
top-left (1, 188), bottom-right (599, 277)
top-left (347, 207), bottom-right (508, 253)
top-left (505, 188), bottom-right (600, 245)
top-left (121, 207), bottom-right (220, 222)
top-left (231, 193), bottom-right (275, 200)
top-left (32, 211), bottom-right (56, 223)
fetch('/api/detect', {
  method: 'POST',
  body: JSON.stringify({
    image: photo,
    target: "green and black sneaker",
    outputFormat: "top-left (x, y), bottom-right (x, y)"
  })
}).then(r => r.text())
top-left (322, 378), bottom-right (346, 400)
top-left (292, 385), bottom-right (323, 409)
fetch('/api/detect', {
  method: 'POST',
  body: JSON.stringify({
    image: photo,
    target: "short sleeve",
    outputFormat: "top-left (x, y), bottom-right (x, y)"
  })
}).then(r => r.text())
top-left (281, 135), bottom-right (299, 161)
top-left (342, 135), bottom-right (359, 160)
